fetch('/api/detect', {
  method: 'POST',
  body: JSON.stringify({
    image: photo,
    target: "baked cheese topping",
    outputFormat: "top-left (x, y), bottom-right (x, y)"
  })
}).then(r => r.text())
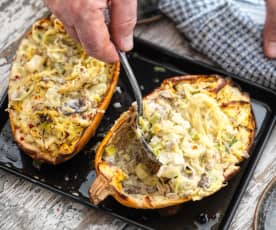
top-left (8, 16), bottom-right (116, 157)
top-left (103, 77), bottom-right (255, 201)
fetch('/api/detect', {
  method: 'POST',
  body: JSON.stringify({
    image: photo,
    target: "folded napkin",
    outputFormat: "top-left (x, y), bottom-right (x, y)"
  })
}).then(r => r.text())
top-left (159, 0), bottom-right (276, 91)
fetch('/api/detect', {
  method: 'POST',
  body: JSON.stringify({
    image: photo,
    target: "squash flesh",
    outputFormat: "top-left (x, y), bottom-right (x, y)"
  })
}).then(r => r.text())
top-left (91, 75), bottom-right (256, 208)
top-left (8, 15), bottom-right (120, 164)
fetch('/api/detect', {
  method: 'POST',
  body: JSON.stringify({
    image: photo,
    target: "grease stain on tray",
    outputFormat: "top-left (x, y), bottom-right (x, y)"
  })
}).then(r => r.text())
top-left (0, 121), bottom-right (23, 169)
top-left (78, 171), bottom-right (96, 198)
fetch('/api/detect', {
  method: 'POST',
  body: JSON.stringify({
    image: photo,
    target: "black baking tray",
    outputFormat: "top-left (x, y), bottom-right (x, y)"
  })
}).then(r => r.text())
top-left (0, 37), bottom-right (275, 230)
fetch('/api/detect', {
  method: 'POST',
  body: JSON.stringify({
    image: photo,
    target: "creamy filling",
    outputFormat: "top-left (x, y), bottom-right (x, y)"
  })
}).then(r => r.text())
top-left (8, 15), bottom-right (116, 156)
top-left (103, 78), bottom-right (253, 200)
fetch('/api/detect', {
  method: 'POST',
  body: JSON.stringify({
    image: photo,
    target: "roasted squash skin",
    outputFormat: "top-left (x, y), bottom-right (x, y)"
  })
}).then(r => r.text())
top-left (8, 16), bottom-right (120, 164)
top-left (89, 75), bottom-right (256, 209)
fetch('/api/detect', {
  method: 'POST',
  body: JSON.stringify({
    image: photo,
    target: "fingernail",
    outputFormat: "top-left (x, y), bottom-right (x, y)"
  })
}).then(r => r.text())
top-left (121, 34), bottom-right (133, 51)
top-left (267, 41), bottom-right (276, 57)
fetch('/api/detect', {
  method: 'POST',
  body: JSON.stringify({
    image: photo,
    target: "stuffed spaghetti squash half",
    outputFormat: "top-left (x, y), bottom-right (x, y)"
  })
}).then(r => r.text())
top-left (8, 16), bottom-right (120, 164)
top-left (89, 75), bottom-right (255, 209)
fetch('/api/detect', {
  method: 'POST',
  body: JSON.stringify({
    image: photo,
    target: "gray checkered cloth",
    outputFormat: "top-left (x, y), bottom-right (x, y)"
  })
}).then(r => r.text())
top-left (159, 0), bottom-right (276, 91)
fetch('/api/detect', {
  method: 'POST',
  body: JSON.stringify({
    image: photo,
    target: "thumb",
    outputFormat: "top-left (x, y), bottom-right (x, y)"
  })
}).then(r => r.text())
top-left (264, 0), bottom-right (276, 58)
top-left (110, 0), bottom-right (137, 51)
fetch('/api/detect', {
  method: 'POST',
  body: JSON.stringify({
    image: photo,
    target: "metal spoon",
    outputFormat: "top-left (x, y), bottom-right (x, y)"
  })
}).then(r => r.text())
top-left (118, 51), bottom-right (161, 173)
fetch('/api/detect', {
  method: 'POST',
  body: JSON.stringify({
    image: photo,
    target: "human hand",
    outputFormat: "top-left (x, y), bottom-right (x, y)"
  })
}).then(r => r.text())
top-left (264, 0), bottom-right (276, 58)
top-left (44, 0), bottom-right (137, 63)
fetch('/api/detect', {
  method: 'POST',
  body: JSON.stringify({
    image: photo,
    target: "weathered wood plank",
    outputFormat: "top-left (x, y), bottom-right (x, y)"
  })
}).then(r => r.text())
top-left (0, 1), bottom-right (275, 230)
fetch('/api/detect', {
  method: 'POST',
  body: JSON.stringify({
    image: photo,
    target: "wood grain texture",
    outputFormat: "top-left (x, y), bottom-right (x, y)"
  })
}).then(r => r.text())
top-left (0, 0), bottom-right (275, 230)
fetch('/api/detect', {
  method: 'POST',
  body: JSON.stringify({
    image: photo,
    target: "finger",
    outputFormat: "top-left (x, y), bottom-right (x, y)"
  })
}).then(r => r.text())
top-left (63, 24), bottom-right (80, 43)
top-left (44, 0), bottom-right (55, 9)
top-left (44, 1), bottom-right (80, 43)
top-left (264, 0), bottom-right (276, 58)
top-left (44, 0), bottom-right (78, 26)
top-left (76, 8), bottom-right (119, 63)
top-left (110, 0), bottom-right (137, 51)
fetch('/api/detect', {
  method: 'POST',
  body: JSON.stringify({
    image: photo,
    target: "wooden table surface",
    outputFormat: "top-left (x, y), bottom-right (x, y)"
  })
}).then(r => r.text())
top-left (0, 1), bottom-right (275, 229)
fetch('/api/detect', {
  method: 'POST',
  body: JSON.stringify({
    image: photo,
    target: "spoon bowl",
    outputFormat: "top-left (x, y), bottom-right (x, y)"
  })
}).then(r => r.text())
top-left (118, 51), bottom-right (161, 173)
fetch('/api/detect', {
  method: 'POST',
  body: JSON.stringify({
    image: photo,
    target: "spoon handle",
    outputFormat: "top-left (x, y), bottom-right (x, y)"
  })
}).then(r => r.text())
top-left (118, 52), bottom-right (143, 115)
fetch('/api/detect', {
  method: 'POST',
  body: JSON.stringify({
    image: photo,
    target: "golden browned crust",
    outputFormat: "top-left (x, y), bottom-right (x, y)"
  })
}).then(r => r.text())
top-left (8, 17), bottom-right (120, 164)
top-left (90, 75), bottom-right (256, 209)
